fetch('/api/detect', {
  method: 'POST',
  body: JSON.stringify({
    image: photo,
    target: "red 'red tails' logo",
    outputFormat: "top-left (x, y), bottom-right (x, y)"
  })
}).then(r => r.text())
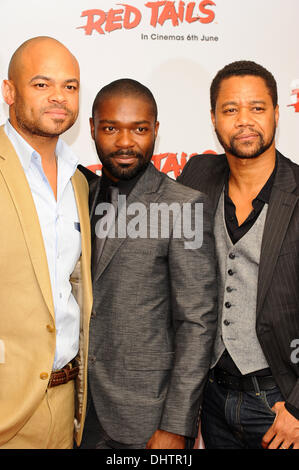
top-left (77, 1), bottom-right (216, 35)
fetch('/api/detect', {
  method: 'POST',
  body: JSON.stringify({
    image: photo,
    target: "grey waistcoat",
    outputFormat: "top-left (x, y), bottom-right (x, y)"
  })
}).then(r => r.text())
top-left (211, 190), bottom-right (269, 375)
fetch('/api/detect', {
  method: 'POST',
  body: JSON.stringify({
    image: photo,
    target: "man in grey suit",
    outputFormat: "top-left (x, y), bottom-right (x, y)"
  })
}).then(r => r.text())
top-left (79, 79), bottom-right (217, 449)
top-left (178, 61), bottom-right (299, 449)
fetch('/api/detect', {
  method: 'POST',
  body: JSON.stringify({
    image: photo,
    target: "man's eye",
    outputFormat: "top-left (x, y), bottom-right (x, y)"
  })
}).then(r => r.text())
top-left (66, 85), bottom-right (77, 90)
top-left (224, 108), bottom-right (237, 114)
top-left (104, 126), bottom-right (115, 132)
top-left (35, 83), bottom-right (47, 88)
top-left (136, 127), bottom-right (147, 133)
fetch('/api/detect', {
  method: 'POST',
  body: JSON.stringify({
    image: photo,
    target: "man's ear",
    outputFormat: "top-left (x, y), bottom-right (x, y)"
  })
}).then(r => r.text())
top-left (89, 117), bottom-right (95, 140)
top-left (154, 120), bottom-right (159, 139)
top-left (274, 104), bottom-right (279, 128)
top-left (2, 80), bottom-right (15, 106)
top-left (211, 110), bottom-right (216, 130)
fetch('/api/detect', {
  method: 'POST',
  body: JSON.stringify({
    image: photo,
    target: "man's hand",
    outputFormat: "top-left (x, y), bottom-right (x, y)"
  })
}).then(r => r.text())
top-left (262, 401), bottom-right (299, 449)
top-left (146, 429), bottom-right (186, 449)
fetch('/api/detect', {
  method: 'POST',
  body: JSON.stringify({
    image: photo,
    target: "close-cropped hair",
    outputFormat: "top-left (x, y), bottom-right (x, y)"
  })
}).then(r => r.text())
top-left (91, 78), bottom-right (158, 122)
top-left (210, 60), bottom-right (278, 113)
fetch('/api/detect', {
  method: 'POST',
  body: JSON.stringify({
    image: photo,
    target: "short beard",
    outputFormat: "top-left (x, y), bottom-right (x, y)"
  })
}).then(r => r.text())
top-left (215, 126), bottom-right (276, 160)
top-left (95, 146), bottom-right (154, 181)
top-left (14, 103), bottom-right (75, 138)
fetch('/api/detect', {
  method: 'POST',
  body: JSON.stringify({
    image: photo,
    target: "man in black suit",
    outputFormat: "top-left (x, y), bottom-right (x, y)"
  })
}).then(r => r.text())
top-left (178, 60), bottom-right (299, 449)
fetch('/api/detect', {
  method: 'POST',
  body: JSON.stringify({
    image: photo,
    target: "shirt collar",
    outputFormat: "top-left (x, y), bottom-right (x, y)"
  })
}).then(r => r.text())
top-left (4, 119), bottom-right (78, 175)
top-left (100, 165), bottom-right (147, 198)
top-left (224, 156), bottom-right (277, 205)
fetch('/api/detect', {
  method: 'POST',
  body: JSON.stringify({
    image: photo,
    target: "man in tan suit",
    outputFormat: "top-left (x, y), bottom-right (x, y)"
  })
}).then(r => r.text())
top-left (0, 37), bottom-right (92, 448)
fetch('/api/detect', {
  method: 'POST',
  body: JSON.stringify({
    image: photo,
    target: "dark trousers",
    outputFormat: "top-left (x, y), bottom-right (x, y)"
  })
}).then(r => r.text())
top-left (201, 371), bottom-right (284, 449)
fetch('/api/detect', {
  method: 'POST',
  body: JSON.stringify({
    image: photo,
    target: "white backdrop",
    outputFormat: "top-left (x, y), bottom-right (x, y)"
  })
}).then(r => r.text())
top-left (0, 0), bottom-right (298, 449)
top-left (0, 0), bottom-right (298, 178)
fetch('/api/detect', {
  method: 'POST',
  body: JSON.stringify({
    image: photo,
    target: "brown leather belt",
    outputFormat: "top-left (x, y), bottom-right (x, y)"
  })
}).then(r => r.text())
top-left (48, 359), bottom-right (79, 388)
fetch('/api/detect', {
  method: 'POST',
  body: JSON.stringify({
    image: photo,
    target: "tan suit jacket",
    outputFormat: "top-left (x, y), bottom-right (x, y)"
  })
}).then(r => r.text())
top-left (0, 125), bottom-right (92, 446)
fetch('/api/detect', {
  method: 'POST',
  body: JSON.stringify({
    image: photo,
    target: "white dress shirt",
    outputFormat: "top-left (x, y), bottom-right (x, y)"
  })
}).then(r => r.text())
top-left (5, 120), bottom-right (81, 370)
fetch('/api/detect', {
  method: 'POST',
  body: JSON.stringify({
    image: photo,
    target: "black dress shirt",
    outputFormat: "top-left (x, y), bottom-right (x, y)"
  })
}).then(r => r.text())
top-left (91, 167), bottom-right (146, 245)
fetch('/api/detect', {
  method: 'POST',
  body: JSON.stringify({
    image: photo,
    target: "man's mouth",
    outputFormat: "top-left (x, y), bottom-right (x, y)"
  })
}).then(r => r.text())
top-left (44, 108), bottom-right (68, 119)
top-left (234, 132), bottom-right (260, 142)
top-left (113, 155), bottom-right (137, 165)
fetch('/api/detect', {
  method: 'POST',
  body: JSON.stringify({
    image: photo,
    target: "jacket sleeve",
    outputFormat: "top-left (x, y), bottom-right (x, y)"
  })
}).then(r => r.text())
top-left (159, 192), bottom-right (218, 437)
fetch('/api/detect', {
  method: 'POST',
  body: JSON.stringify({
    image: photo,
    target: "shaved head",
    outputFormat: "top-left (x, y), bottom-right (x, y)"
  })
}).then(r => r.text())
top-left (8, 36), bottom-right (79, 82)
top-left (3, 36), bottom-right (80, 142)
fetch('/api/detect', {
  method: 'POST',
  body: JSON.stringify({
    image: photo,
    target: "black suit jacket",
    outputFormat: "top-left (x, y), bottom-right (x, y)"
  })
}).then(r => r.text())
top-left (178, 151), bottom-right (299, 415)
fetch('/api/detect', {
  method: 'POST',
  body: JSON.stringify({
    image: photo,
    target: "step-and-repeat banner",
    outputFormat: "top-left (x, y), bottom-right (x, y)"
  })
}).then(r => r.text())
top-left (0, 0), bottom-right (298, 178)
top-left (0, 0), bottom-right (298, 449)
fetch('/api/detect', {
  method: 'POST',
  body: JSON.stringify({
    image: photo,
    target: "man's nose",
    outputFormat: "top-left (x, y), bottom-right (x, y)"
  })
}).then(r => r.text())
top-left (235, 107), bottom-right (254, 127)
top-left (115, 129), bottom-right (134, 147)
top-left (48, 86), bottom-right (67, 104)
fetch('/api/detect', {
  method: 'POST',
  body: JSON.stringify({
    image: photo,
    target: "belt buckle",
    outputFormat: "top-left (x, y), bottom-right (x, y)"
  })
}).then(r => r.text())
top-left (62, 365), bottom-right (71, 383)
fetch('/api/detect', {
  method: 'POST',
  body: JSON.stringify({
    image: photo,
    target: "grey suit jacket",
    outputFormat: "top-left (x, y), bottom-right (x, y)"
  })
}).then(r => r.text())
top-left (178, 151), bottom-right (299, 416)
top-left (87, 162), bottom-right (217, 444)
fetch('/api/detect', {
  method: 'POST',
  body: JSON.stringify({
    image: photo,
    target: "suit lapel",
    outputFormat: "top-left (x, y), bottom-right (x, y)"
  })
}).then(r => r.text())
top-left (92, 163), bottom-right (162, 283)
top-left (71, 170), bottom-right (93, 326)
top-left (0, 127), bottom-right (55, 318)
top-left (72, 170), bottom-right (91, 266)
top-left (200, 156), bottom-right (228, 214)
top-left (257, 153), bottom-right (299, 316)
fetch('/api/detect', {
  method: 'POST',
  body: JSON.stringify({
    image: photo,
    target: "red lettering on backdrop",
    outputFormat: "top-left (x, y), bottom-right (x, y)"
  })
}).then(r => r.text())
top-left (185, 2), bottom-right (199, 23)
top-left (106, 9), bottom-right (123, 32)
top-left (78, 9), bottom-right (107, 35)
top-left (87, 151), bottom-right (217, 176)
top-left (288, 89), bottom-right (299, 113)
top-left (78, 2), bottom-right (216, 33)
top-left (145, 1), bottom-right (216, 27)
top-left (122, 4), bottom-right (142, 29)
top-left (199, 0), bottom-right (216, 23)
top-left (145, 1), bottom-right (166, 27)
top-left (158, 2), bottom-right (180, 27)
top-left (78, 5), bottom-right (141, 35)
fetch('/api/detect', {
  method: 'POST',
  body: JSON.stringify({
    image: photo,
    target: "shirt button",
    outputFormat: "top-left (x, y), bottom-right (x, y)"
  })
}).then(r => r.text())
top-left (223, 319), bottom-right (230, 326)
top-left (228, 269), bottom-right (234, 276)
top-left (226, 286), bottom-right (233, 293)
top-left (40, 372), bottom-right (49, 380)
top-left (46, 324), bottom-right (55, 333)
top-left (225, 302), bottom-right (231, 308)
top-left (229, 253), bottom-right (235, 259)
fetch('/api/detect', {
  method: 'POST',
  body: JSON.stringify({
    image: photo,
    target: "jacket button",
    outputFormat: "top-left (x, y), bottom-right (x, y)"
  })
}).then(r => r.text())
top-left (40, 372), bottom-right (49, 380)
top-left (46, 324), bottom-right (55, 333)
top-left (229, 253), bottom-right (235, 259)
top-left (226, 286), bottom-right (233, 293)
top-left (228, 269), bottom-right (234, 276)
top-left (225, 302), bottom-right (231, 308)
top-left (223, 319), bottom-right (230, 326)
